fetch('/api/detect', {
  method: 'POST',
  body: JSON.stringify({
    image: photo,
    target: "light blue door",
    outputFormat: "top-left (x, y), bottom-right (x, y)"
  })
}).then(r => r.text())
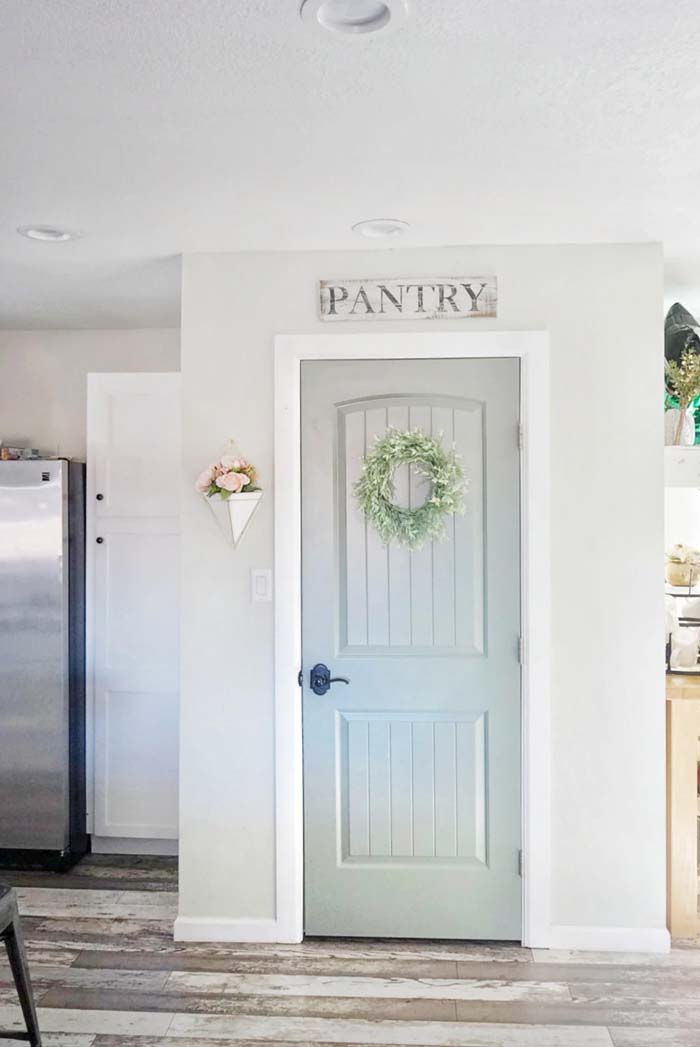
top-left (301, 358), bottom-right (521, 938)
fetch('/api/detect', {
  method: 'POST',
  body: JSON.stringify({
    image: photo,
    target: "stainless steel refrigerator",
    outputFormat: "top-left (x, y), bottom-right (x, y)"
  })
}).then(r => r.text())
top-left (0, 460), bottom-right (87, 869)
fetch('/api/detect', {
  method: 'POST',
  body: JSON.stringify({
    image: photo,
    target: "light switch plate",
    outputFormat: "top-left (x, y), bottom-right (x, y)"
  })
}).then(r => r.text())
top-left (251, 568), bottom-right (273, 603)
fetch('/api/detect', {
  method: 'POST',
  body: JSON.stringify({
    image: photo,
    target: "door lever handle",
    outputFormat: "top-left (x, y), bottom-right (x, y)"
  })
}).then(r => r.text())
top-left (309, 663), bottom-right (350, 696)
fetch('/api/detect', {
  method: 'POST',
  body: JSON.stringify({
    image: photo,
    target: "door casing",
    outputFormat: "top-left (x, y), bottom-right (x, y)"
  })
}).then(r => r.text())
top-left (273, 331), bottom-right (551, 947)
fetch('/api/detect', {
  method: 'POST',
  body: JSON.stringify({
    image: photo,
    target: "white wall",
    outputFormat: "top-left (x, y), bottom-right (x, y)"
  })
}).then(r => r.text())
top-left (179, 244), bottom-right (666, 943)
top-left (0, 328), bottom-right (180, 460)
top-left (665, 488), bottom-right (700, 551)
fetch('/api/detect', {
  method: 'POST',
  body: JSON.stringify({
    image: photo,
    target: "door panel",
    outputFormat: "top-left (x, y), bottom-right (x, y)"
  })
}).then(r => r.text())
top-left (100, 530), bottom-right (179, 671)
top-left (88, 373), bottom-right (180, 843)
top-left (339, 711), bottom-right (486, 864)
top-left (338, 397), bottom-right (484, 654)
top-left (97, 689), bottom-right (179, 838)
top-left (302, 358), bottom-right (520, 939)
top-left (97, 391), bottom-right (180, 518)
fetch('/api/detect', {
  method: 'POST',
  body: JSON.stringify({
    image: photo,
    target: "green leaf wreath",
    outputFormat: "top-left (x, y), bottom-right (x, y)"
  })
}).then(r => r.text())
top-left (355, 428), bottom-right (466, 550)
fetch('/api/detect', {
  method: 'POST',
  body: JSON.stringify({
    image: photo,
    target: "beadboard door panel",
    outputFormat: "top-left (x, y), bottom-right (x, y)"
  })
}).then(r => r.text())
top-left (338, 396), bottom-right (484, 655)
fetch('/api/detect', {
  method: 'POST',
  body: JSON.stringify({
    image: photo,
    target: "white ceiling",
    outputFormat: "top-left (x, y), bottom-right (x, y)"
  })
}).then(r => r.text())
top-left (2, 0), bottom-right (699, 329)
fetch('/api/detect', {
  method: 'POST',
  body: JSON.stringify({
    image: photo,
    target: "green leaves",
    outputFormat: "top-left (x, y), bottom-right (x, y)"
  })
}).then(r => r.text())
top-left (355, 427), bottom-right (466, 550)
top-left (666, 348), bottom-right (700, 408)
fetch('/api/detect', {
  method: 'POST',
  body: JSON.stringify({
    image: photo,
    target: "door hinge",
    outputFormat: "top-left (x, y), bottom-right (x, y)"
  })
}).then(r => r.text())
top-left (518, 636), bottom-right (525, 664)
top-left (518, 423), bottom-right (524, 451)
top-left (518, 849), bottom-right (523, 877)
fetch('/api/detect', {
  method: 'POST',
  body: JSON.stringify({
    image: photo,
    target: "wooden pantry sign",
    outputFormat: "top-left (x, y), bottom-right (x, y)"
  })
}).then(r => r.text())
top-left (319, 277), bottom-right (497, 322)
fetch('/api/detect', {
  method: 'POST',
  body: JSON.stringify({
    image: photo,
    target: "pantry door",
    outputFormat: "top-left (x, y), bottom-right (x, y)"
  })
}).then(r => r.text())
top-left (301, 357), bottom-right (521, 939)
top-left (88, 372), bottom-right (180, 849)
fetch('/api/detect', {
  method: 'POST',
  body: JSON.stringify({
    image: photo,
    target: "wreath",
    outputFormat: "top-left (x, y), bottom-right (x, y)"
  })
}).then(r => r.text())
top-left (355, 428), bottom-right (466, 550)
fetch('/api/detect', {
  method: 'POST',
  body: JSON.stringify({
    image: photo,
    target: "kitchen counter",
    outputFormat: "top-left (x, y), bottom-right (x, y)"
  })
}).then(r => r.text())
top-left (667, 673), bottom-right (700, 699)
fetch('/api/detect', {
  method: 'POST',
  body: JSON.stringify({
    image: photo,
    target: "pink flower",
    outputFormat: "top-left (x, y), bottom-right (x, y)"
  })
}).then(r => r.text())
top-left (221, 455), bottom-right (248, 471)
top-left (195, 464), bottom-right (217, 492)
top-left (216, 471), bottom-right (250, 493)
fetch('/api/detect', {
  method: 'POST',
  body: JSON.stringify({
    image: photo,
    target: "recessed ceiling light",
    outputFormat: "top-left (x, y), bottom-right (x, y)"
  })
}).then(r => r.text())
top-left (352, 218), bottom-right (410, 240)
top-left (17, 225), bottom-right (78, 242)
top-left (300, 0), bottom-right (407, 36)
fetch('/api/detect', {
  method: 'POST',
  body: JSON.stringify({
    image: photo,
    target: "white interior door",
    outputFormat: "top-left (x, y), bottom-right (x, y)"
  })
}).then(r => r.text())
top-left (87, 373), bottom-right (180, 847)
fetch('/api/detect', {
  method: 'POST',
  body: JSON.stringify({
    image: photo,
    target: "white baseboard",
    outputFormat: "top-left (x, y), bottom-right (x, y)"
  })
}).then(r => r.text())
top-left (174, 917), bottom-right (670, 952)
top-left (91, 836), bottom-right (179, 857)
top-left (174, 916), bottom-right (291, 943)
top-left (547, 924), bottom-right (671, 954)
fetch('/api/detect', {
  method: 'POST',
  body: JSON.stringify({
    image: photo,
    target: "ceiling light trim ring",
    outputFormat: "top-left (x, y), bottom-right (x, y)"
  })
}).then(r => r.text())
top-left (353, 218), bottom-right (410, 239)
top-left (299, 0), bottom-right (408, 37)
top-left (17, 225), bottom-right (80, 243)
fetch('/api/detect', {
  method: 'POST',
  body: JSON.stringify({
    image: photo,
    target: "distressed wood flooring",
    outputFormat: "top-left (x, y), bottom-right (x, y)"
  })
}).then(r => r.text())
top-left (0, 855), bottom-right (696, 1045)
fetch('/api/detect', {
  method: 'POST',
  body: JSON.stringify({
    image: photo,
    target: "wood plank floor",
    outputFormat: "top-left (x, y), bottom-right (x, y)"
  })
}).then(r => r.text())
top-left (0, 856), bottom-right (697, 1046)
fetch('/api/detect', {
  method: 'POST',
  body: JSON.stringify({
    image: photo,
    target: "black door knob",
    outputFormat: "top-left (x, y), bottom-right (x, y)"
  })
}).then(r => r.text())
top-left (96, 537), bottom-right (104, 544)
top-left (96, 493), bottom-right (104, 501)
top-left (309, 663), bottom-right (350, 696)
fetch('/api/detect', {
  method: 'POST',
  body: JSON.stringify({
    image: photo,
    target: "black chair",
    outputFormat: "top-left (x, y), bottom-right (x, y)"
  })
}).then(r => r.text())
top-left (0, 885), bottom-right (41, 1045)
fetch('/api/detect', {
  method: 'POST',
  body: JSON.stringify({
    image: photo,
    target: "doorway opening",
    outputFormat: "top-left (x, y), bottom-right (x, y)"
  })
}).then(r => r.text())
top-left (273, 332), bottom-right (551, 945)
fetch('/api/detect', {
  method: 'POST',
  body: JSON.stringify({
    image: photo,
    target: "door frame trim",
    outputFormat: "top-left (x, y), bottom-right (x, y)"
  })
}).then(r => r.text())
top-left (273, 332), bottom-right (550, 945)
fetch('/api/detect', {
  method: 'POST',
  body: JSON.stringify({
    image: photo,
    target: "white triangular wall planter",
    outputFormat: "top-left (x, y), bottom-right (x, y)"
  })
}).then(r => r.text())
top-left (205, 491), bottom-right (263, 547)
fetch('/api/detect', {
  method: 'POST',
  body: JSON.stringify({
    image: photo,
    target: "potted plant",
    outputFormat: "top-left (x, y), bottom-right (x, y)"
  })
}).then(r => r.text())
top-left (666, 543), bottom-right (700, 587)
top-left (665, 348), bottom-right (700, 445)
top-left (195, 450), bottom-right (262, 546)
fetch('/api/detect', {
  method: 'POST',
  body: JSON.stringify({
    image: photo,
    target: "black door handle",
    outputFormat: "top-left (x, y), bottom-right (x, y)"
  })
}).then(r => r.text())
top-left (309, 663), bottom-right (350, 696)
